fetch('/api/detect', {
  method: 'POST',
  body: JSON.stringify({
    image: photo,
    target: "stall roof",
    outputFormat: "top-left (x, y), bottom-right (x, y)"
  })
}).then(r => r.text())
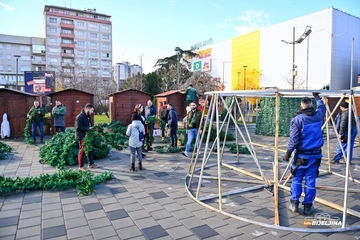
top-left (204, 89), bottom-right (360, 98)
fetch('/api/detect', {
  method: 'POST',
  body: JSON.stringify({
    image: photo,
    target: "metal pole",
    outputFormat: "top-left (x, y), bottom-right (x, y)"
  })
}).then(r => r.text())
top-left (16, 58), bottom-right (19, 90)
top-left (292, 27), bottom-right (295, 90)
top-left (350, 37), bottom-right (354, 89)
top-left (243, 66), bottom-right (247, 90)
top-left (177, 53), bottom-right (180, 90)
top-left (306, 35), bottom-right (310, 90)
top-left (139, 54), bottom-right (144, 91)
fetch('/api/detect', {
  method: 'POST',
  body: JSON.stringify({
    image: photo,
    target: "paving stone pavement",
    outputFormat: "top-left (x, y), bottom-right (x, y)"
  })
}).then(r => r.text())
top-left (1, 126), bottom-right (360, 239)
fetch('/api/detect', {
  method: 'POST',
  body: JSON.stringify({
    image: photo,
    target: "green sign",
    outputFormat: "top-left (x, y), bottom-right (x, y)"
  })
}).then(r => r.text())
top-left (193, 61), bottom-right (202, 71)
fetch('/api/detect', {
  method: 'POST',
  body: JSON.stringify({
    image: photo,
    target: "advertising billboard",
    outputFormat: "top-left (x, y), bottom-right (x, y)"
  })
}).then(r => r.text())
top-left (24, 71), bottom-right (55, 94)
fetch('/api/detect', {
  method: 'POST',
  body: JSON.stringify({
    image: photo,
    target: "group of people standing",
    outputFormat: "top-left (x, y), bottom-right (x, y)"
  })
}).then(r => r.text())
top-left (27, 100), bottom-right (67, 144)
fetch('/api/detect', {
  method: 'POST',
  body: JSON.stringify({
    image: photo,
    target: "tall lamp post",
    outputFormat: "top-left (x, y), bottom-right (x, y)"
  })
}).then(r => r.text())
top-left (139, 54), bottom-right (144, 90)
top-left (13, 55), bottom-right (21, 90)
top-left (243, 66), bottom-right (247, 90)
top-left (281, 25), bottom-right (311, 89)
top-left (237, 72), bottom-right (241, 90)
top-left (174, 47), bottom-right (183, 90)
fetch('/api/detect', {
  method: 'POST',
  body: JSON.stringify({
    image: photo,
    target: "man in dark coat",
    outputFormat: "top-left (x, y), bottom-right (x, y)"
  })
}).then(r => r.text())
top-left (167, 103), bottom-right (178, 148)
top-left (75, 103), bottom-right (99, 171)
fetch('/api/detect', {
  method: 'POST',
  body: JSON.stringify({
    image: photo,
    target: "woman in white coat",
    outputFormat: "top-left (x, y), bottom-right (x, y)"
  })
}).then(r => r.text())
top-left (126, 112), bottom-right (145, 171)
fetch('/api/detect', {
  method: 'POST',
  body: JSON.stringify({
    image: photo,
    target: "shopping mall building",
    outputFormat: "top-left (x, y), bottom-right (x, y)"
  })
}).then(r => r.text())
top-left (191, 7), bottom-right (360, 91)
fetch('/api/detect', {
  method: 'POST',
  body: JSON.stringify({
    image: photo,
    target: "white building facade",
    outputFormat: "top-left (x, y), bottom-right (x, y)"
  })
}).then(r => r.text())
top-left (192, 7), bottom-right (360, 91)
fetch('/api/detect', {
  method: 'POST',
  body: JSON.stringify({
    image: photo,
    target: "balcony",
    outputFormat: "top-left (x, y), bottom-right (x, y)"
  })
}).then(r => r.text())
top-left (60, 43), bottom-right (75, 48)
top-left (32, 59), bottom-right (46, 65)
top-left (60, 23), bottom-right (74, 29)
top-left (61, 53), bottom-right (75, 58)
top-left (61, 62), bottom-right (75, 67)
top-left (60, 33), bottom-right (75, 38)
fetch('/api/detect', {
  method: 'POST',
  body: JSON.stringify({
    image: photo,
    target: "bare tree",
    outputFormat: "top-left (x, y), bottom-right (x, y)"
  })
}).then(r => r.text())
top-left (283, 75), bottom-right (305, 89)
top-left (182, 72), bottom-right (222, 98)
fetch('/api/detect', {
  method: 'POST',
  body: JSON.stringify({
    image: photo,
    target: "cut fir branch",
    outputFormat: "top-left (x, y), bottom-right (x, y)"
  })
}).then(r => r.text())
top-left (0, 170), bottom-right (114, 196)
top-left (24, 110), bottom-right (37, 144)
top-left (0, 142), bottom-right (12, 160)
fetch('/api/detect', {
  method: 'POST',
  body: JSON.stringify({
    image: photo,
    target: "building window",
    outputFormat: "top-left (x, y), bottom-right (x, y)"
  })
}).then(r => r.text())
top-left (6, 44), bottom-right (11, 50)
top-left (51, 9), bottom-right (59, 13)
top-left (77, 60), bottom-right (85, 65)
top-left (7, 65), bottom-right (11, 71)
top-left (0, 54), bottom-right (3, 60)
top-left (50, 58), bottom-right (58, 63)
top-left (63, 58), bottom-right (72, 63)
top-left (63, 10), bottom-right (70, 15)
top-left (63, 68), bottom-right (71, 73)
top-left (90, 51), bottom-right (98, 57)
top-left (77, 50), bottom-right (85, 55)
top-left (90, 33), bottom-right (97, 38)
top-left (101, 52), bottom-right (109, 58)
top-left (49, 28), bottom-right (57, 33)
top-left (62, 29), bottom-right (72, 34)
top-left (20, 45), bottom-right (30, 51)
top-left (102, 25), bottom-right (109, 30)
top-left (77, 41), bottom-right (85, 46)
top-left (0, 65), bottom-right (3, 71)
top-left (91, 70), bottom-right (98, 74)
top-left (77, 31), bottom-right (85, 36)
top-left (88, 15), bottom-right (95, 19)
top-left (102, 43), bottom-right (110, 49)
top-left (102, 34), bottom-right (110, 40)
top-left (102, 61), bottom-right (110, 67)
top-left (89, 23), bottom-right (98, 29)
top-left (77, 21), bottom-right (85, 26)
top-left (49, 48), bottom-right (58, 53)
top-left (7, 54), bottom-right (11, 60)
top-left (61, 19), bottom-right (73, 24)
top-left (49, 17), bottom-right (57, 23)
top-left (98, 16), bottom-right (107, 20)
top-left (20, 66), bottom-right (31, 72)
top-left (90, 42), bottom-right (97, 47)
top-left (102, 71), bottom-right (111, 76)
top-left (76, 13), bottom-right (83, 17)
top-left (0, 44), bottom-right (2, 49)
top-left (48, 38), bottom-right (58, 43)
top-left (90, 60), bottom-right (98, 66)
top-left (62, 39), bottom-right (73, 44)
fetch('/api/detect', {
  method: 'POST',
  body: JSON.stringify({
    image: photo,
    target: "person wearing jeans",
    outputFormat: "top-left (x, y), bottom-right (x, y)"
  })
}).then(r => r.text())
top-left (27, 100), bottom-right (45, 144)
top-left (182, 102), bottom-right (203, 157)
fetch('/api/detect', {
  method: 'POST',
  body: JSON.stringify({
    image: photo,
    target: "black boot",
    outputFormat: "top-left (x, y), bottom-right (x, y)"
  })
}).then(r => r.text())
top-left (138, 162), bottom-right (142, 170)
top-left (288, 200), bottom-right (299, 212)
top-left (303, 204), bottom-right (314, 215)
top-left (129, 163), bottom-right (135, 171)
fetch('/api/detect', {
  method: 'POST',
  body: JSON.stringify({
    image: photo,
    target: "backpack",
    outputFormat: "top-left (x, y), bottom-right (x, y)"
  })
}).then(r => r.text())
top-left (138, 129), bottom-right (144, 142)
top-left (160, 107), bottom-right (167, 119)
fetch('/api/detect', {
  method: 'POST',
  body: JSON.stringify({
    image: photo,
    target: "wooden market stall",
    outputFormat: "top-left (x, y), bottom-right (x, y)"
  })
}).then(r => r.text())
top-left (47, 89), bottom-right (94, 134)
top-left (0, 88), bottom-right (38, 138)
top-left (109, 89), bottom-right (151, 126)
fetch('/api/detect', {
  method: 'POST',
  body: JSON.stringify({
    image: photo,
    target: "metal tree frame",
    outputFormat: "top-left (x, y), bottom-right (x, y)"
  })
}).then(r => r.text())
top-left (185, 89), bottom-right (360, 233)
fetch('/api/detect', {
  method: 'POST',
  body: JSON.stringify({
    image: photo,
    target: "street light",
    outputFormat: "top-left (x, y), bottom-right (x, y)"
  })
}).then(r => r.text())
top-left (174, 47), bottom-right (183, 90)
top-left (13, 55), bottom-right (21, 90)
top-left (237, 72), bottom-right (241, 90)
top-left (281, 25), bottom-right (312, 89)
top-left (243, 66), bottom-right (247, 90)
top-left (139, 54), bottom-right (144, 90)
top-left (222, 61), bottom-right (230, 85)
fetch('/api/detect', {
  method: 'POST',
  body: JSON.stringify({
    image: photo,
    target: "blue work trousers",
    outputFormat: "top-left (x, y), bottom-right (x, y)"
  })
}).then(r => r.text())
top-left (290, 155), bottom-right (320, 205)
top-left (185, 128), bottom-right (199, 154)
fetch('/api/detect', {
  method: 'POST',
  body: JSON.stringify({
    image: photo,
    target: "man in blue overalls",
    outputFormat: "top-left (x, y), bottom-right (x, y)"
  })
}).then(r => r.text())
top-left (283, 93), bottom-right (326, 215)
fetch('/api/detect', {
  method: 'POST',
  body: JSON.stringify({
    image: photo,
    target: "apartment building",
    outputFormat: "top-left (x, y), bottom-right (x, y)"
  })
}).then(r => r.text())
top-left (0, 34), bottom-right (46, 90)
top-left (113, 62), bottom-right (142, 90)
top-left (43, 5), bottom-right (113, 89)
